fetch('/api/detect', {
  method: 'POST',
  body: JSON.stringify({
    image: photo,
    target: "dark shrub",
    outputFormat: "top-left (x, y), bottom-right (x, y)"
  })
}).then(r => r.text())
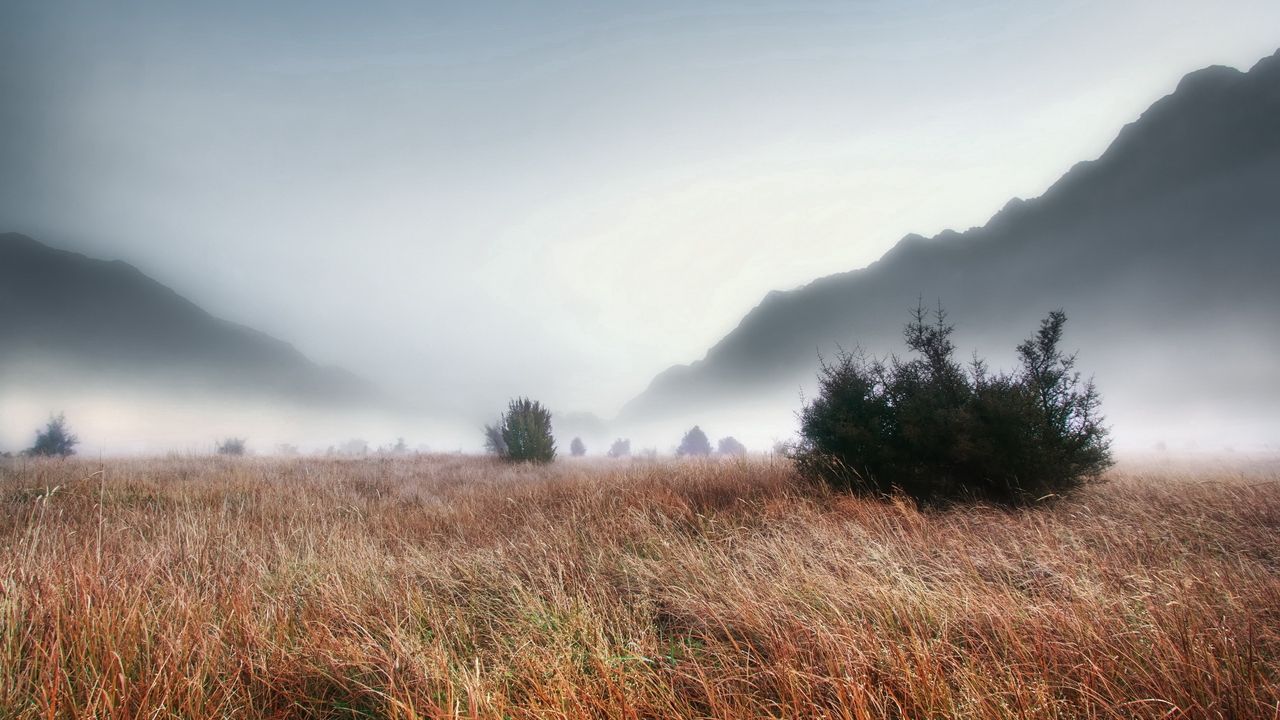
top-left (793, 303), bottom-right (1111, 504)
top-left (717, 436), bottom-right (747, 456)
top-left (488, 397), bottom-right (556, 463)
top-left (570, 437), bottom-right (587, 457)
top-left (677, 426), bottom-right (712, 457)
top-left (606, 438), bottom-right (631, 458)
top-left (30, 414), bottom-right (78, 457)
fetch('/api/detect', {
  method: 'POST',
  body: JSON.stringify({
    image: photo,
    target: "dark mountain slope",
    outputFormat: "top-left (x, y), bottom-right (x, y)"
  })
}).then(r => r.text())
top-left (622, 50), bottom-right (1280, 430)
top-left (0, 233), bottom-right (372, 403)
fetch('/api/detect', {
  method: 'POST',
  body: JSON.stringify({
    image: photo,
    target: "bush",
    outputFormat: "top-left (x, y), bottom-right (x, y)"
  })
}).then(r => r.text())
top-left (30, 414), bottom-right (78, 457)
top-left (216, 438), bottom-right (247, 456)
top-left (793, 303), bottom-right (1112, 504)
top-left (483, 424), bottom-right (507, 456)
top-left (677, 426), bottom-right (712, 457)
top-left (606, 438), bottom-right (631, 458)
top-left (488, 398), bottom-right (556, 463)
top-left (717, 436), bottom-right (747, 456)
top-left (570, 437), bottom-right (587, 457)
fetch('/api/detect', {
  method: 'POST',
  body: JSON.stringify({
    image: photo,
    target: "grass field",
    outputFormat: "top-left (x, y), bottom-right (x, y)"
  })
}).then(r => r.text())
top-left (1, 455), bottom-right (1277, 719)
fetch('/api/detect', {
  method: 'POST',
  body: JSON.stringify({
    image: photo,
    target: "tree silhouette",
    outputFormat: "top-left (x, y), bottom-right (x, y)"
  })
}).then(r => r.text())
top-left (677, 426), bottom-right (712, 457)
top-left (570, 437), bottom-right (587, 457)
top-left (717, 436), bottom-right (747, 456)
top-left (30, 414), bottom-right (78, 457)
top-left (607, 439), bottom-right (631, 458)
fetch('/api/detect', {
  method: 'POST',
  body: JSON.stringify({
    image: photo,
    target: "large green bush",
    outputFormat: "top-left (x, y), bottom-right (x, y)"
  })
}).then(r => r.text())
top-left (486, 397), bottom-right (556, 463)
top-left (793, 304), bottom-right (1112, 504)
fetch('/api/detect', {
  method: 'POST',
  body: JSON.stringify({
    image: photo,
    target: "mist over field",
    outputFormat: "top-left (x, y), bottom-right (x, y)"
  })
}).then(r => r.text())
top-left (3, 2), bottom-right (1280, 458)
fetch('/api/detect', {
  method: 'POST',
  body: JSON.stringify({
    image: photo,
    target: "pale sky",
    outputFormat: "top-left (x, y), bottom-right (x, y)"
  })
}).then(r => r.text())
top-left (3, 0), bottom-right (1278, 418)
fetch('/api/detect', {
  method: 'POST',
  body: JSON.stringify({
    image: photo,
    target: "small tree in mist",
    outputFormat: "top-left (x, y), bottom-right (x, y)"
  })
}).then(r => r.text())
top-left (483, 423), bottom-right (508, 456)
top-left (607, 438), bottom-right (631, 458)
top-left (30, 414), bottom-right (78, 458)
top-left (340, 438), bottom-right (369, 456)
top-left (569, 437), bottom-right (587, 457)
top-left (216, 437), bottom-right (247, 456)
top-left (488, 398), bottom-right (556, 463)
top-left (677, 426), bottom-right (712, 457)
top-left (793, 303), bottom-right (1112, 504)
top-left (717, 436), bottom-right (747, 457)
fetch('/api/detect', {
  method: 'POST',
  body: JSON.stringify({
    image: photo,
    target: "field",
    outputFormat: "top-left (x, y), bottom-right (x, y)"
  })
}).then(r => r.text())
top-left (1, 455), bottom-right (1277, 719)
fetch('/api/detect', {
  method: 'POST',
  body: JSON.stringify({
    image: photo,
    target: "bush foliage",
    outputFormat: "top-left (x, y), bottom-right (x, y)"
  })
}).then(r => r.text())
top-left (216, 438), bottom-right (247, 456)
top-left (30, 414), bottom-right (78, 457)
top-left (717, 436), bottom-right (747, 456)
top-left (487, 398), bottom-right (556, 463)
top-left (677, 426), bottom-right (712, 457)
top-left (794, 304), bottom-right (1112, 504)
top-left (607, 439), bottom-right (631, 458)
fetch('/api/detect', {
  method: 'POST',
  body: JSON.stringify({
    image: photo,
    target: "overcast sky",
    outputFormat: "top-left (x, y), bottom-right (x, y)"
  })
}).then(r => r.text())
top-left (3, 0), bottom-right (1278, 418)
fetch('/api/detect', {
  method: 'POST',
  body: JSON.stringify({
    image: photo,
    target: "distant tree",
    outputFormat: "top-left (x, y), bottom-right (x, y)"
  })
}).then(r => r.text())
top-left (377, 437), bottom-right (409, 455)
top-left (606, 438), bottom-right (631, 458)
top-left (340, 438), bottom-right (369, 456)
top-left (570, 437), bottom-right (587, 457)
top-left (717, 436), bottom-right (747, 456)
top-left (483, 423), bottom-right (508, 456)
top-left (793, 303), bottom-right (1112, 504)
top-left (275, 443), bottom-right (300, 456)
top-left (216, 437), bottom-right (247, 456)
top-left (677, 426), bottom-right (712, 457)
top-left (29, 414), bottom-right (78, 457)
top-left (638, 447), bottom-right (659, 459)
top-left (487, 397), bottom-right (556, 463)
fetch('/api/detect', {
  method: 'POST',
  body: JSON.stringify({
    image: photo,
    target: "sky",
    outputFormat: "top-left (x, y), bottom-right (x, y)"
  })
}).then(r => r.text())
top-left (3, 0), bottom-right (1279, 423)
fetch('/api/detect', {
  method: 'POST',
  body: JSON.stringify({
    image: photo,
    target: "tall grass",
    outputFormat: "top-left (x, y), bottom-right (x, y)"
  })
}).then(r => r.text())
top-left (0, 454), bottom-right (1276, 718)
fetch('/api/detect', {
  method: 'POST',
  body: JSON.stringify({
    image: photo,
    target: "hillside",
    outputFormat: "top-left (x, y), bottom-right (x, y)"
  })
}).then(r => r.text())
top-left (622, 50), bottom-right (1280, 436)
top-left (0, 233), bottom-right (372, 404)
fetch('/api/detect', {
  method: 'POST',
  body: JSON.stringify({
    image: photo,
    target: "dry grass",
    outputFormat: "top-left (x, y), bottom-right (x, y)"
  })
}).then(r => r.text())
top-left (0, 454), bottom-right (1277, 719)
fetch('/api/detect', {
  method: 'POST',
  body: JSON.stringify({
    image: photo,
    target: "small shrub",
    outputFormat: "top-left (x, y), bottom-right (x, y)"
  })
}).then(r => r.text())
top-left (483, 424), bottom-right (507, 456)
top-left (677, 426), bottom-right (712, 457)
top-left (488, 398), bottom-right (556, 463)
top-left (607, 438), bottom-right (631, 458)
top-left (717, 436), bottom-right (747, 456)
top-left (570, 437), bottom-right (587, 457)
top-left (216, 438), bottom-right (247, 456)
top-left (30, 414), bottom-right (78, 457)
top-left (793, 303), bottom-right (1112, 504)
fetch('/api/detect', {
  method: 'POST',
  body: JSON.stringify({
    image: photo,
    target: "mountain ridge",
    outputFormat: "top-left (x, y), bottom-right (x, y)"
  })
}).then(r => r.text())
top-left (0, 232), bottom-right (375, 405)
top-left (621, 48), bottom-right (1280, 430)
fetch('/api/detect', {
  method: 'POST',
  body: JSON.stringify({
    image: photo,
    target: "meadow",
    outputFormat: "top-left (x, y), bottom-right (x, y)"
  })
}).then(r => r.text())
top-left (0, 454), bottom-right (1276, 719)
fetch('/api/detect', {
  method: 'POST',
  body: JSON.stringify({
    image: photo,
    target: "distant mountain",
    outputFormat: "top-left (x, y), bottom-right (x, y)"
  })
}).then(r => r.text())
top-left (0, 233), bottom-right (373, 404)
top-left (622, 50), bottom-right (1280, 438)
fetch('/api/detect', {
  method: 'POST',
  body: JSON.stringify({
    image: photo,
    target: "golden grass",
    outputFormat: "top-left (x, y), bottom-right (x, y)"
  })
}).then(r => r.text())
top-left (0, 454), bottom-right (1277, 719)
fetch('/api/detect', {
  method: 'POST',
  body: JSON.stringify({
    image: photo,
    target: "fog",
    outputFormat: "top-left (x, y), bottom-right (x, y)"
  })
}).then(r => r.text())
top-left (3, 2), bottom-right (1280, 455)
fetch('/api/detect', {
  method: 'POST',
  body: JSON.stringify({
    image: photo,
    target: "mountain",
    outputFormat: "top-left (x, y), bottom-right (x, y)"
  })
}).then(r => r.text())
top-left (622, 50), bottom-right (1280, 442)
top-left (0, 233), bottom-right (373, 404)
